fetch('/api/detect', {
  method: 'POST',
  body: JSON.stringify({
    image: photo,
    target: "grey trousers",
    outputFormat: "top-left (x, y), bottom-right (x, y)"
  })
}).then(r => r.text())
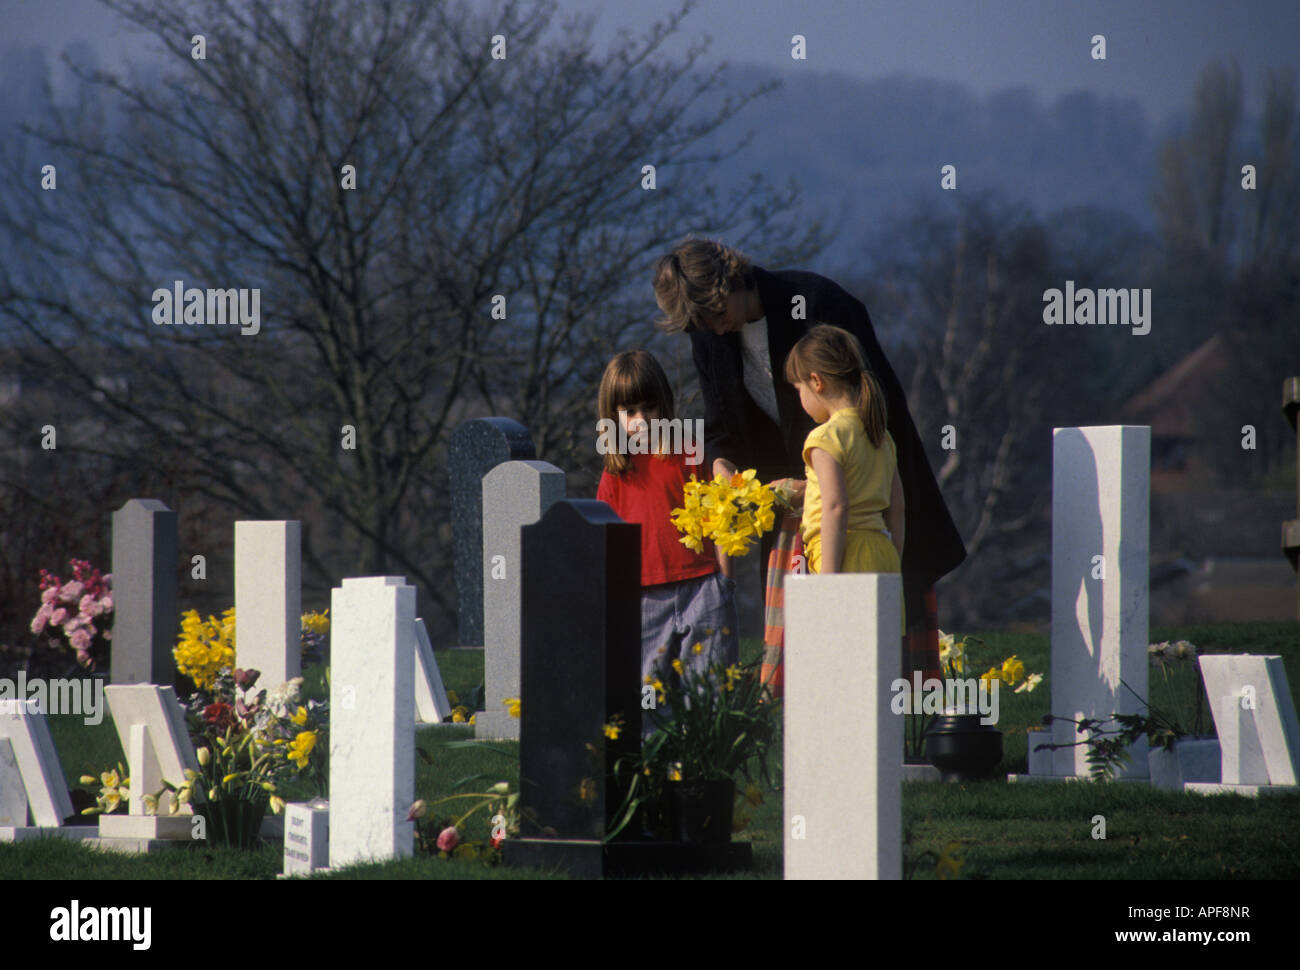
top-left (640, 570), bottom-right (740, 736)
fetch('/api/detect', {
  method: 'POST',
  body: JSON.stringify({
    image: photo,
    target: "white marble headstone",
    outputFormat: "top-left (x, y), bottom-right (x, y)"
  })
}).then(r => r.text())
top-left (329, 576), bottom-right (415, 868)
top-left (103, 685), bottom-right (198, 817)
top-left (1195, 655), bottom-right (1300, 790)
top-left (784, 573), bottom-right (902, 880)
top-left (235, 520), bottom-right (303, 688)
top-left (1050, 426), bottom-right (1150, 778)
top-left (0, 698), bottom-right (74, 828)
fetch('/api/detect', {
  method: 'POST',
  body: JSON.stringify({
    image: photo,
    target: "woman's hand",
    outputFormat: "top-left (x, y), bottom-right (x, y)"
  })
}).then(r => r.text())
top-left (770, 477), bottom-right (807, 513)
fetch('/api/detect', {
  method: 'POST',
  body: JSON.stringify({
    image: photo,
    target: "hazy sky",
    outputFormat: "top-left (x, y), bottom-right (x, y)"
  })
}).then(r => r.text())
top-left (4, 0), bottom-right (1296, 123)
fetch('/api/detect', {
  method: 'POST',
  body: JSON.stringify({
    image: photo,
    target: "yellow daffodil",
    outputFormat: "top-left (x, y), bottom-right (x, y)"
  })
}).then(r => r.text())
top-left (1001, 655), bottom-right (1025, 686)
top-left (301, 609), bottom-right (330, 635)
top-left (222, 773), bottom-right (241, 786)
top-left (291, 705), bottom-right (309, 727)
top-left (504, 697), bottom-right (521, 718)
top-left (672, 658), bottom-right (684, 676)
top-left (269, 796), bottom-right (285, 815)
top-left (979, 667), bottom-right (1001, 689)
top-left (469, 714), bottom-right (476, 725)
top-left (603, 722), bottom-right (621, 740)
top-left (142, 793), bottom-right (158, 815)
top-left (79, 774), bottom-right (96, 786)
top-left (723, 664), bottom-right (741, 691)
top-left (692, 642), bottom-right (704, 655)
top-left (100, 769), bottom-right (120, 789)
top-left (287, 730), bottom-right (317, 769)
top-left (196, 747), bottom-right (210, 767)
top-left (667, 763), bottom-right (682, 782)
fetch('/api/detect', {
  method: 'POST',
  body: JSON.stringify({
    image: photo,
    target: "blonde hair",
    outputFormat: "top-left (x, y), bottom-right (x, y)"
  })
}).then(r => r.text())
top-left (651, 236), bottom-right (755, 334)
top-left (783, 324), bottom-right (888, 447)
top-left (597, 350), bottom-right (675, 475)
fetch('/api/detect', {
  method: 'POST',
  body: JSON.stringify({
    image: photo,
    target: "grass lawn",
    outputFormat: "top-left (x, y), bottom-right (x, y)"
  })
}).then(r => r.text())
top-left (6, 622), bottom-right (1299, 879)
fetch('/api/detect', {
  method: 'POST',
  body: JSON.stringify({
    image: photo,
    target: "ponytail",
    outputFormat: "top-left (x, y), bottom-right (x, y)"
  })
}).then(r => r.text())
top-left (856, 368), bottom-right (888, 448)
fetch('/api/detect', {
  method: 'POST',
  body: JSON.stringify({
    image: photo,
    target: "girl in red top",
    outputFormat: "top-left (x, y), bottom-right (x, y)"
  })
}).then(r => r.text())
top-left (596, 351), bottom-right (739, 725)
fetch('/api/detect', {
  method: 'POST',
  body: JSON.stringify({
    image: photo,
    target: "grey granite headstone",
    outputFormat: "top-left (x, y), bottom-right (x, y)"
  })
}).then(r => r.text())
top-left (475, 461), bottom-right (566, 740)
top-left (509, 500), bottom-right (641, 875)
top-left (448, 418), bottom-right (535, 646)
top-left (111, 499), bottom-right (178, 686)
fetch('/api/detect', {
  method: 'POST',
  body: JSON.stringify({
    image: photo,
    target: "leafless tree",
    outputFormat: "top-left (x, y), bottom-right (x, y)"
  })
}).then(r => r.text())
top-left (0, 0), bottom-right (830, 638)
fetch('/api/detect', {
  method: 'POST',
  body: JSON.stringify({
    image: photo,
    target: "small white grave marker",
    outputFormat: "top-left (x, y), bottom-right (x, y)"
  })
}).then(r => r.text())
top-left (1187, 655), bottom-right (1300, 796)
top-left (98, 685), bottom-right (198, 839)
top-left (282, 800), bottom-right (330, 874)
top-left (0, 698), bottom-right (80, 840)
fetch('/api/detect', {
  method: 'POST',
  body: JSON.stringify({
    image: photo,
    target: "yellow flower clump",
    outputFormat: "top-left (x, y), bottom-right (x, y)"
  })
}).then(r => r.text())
top-left (670, 469), bottom-right (777, 557)
top-left (174, 608), bottom-right (236, 689)
top-left (287, 730), bottom-right (317, 769)
top-left (301, 609), bottom-right (330, 635)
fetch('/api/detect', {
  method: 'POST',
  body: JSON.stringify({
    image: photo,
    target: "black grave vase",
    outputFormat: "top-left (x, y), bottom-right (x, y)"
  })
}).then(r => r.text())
top-left (197, 798), bottom-right (267, 849)
top-left (668, 778), bottom-right (734, 843)
top-left (924, 714), bottom-right (1003, 782)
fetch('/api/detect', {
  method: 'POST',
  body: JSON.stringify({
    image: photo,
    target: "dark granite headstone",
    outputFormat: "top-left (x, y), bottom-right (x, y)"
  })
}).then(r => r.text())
top-left (448, 418), bottom-right (535, 646)
top-left (506, 499), bottom-right (752, 877)
top-left (1283, 377), bottom-right (1299, 620)
top-left (110, 499), bottom-right (178, 686)
top-left (515, 501), bottom-right (640, 847)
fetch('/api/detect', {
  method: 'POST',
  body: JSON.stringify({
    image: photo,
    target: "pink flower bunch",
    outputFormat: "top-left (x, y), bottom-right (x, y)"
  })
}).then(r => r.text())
top-left (32, 559), bottom-right (114, 668)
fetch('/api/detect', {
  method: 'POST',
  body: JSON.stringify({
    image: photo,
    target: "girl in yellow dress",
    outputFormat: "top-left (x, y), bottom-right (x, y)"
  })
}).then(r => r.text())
top-left (783, 325), bottom-right (905, 619)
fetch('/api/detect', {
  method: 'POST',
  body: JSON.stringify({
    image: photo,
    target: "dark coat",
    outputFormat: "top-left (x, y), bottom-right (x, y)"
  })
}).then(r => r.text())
top-left (689, 264), bottom-right (966, 606)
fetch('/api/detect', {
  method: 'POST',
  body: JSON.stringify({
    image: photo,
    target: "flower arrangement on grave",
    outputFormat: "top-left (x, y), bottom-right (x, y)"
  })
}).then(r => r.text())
top-left (30, 559), bottom-right (113, 669)
top-left (608, 654), bottom-right (781, 842)
top-left (156, 667), bottom-right (326, 846)
top-left (903, 631), bottom-right (1042, 761)
top-left (670, 468), bottom-right (778, 557)
top-left (1037, 640), bottom-right (1209, 781)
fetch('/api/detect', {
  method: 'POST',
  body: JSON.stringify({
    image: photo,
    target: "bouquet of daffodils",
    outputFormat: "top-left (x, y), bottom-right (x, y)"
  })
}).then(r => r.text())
top-left (939, 631), bottom-right (1042, 694)
top-left (670, 469), bottom-right (778, 557)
